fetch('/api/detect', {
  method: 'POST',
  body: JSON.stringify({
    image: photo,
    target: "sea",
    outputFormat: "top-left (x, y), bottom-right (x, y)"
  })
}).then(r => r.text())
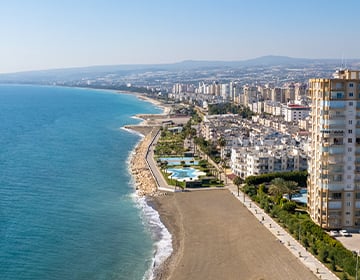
top-left (0, 84), bottom-right (172, 280)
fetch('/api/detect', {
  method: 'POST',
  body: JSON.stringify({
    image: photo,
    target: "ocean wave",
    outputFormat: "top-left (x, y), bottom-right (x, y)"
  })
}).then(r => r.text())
top-left (133, 195), bottom-right (173, 280)
top-left (131, 115), bottom-right (143, 121)
top-left (120, 126), bottom-right (144, 137)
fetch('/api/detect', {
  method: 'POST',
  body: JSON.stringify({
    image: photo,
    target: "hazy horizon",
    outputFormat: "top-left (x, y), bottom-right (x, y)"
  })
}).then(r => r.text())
top-left (1, 0), bottom-right (360, 73)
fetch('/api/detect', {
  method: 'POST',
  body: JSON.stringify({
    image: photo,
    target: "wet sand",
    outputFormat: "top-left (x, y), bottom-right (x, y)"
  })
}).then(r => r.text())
top-left (151, 190), bottom-right (317, 280)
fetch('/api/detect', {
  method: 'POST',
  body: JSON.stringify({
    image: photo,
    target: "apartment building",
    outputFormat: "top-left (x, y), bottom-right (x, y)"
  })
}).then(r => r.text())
top-left (231, 145), bottom-right (307, 179)
top-left (308, 69), bottom-right (360, 229)
top-left (282, 103), bottom-right (310, 122)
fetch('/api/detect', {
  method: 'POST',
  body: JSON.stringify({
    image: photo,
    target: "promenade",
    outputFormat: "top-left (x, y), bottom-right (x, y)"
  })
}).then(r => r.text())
top-left (139, 116), bottom-right (340, 279)
top-left (227, 183), bottom-right (339, 280)
top-left (146, 128), bottom-right (339, 280)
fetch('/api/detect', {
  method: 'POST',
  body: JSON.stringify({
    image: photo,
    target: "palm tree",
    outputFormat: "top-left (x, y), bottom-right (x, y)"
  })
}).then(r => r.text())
top-left (222, 160), bottom-right (228, 184)
top-left (233, 176), bottom-right (243, 197)
top-left (268, 177), bottom-right (287, 204)
top-left (269, 178), bottom-right (300, 203)
top-left (160, 160), bottom-right (169, 174)
top-left (218, 137), bottom-right (226, 159)
top-left (284, 180), bottom-right (299, 200)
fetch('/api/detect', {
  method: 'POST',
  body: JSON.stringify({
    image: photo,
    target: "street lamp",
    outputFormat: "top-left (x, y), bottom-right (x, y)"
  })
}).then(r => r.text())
top-left (356, 250), bottom-right (359, 280)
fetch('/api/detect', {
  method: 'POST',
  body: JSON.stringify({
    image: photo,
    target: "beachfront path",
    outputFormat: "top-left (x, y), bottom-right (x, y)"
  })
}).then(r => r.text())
top-left (153, 189), bottom-right (318, 280)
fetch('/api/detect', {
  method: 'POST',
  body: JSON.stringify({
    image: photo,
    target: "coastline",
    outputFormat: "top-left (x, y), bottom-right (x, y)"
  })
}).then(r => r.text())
top-left (125, 95), bottom-right (320, 280)
top-left (126, 94), bottom-right (171, 196)
top-left (124, 95), bottom-right (175, 279)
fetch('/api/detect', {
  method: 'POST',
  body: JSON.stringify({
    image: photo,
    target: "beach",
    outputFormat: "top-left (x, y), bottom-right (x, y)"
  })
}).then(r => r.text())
top-left (127, 96), bottom-right (317, 280)
top-left (151, 190), bottom-right (318, 280)
top-left (126, 94), bottom-right (171, 196)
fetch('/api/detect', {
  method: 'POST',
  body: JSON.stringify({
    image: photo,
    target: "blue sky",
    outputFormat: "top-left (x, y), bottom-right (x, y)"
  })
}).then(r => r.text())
top-left (1, 0), bottom-right (360, 73)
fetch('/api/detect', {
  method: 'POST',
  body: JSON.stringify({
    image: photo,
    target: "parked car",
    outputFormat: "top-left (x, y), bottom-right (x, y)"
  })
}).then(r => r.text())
top-left (340, 230), bottom-right (352, 237)
top-left (329, 230), bottom-right (340, 237)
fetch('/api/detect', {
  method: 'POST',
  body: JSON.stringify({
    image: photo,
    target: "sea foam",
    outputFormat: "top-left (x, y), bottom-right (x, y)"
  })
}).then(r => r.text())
top-left (133, 195), bottom-right (173, 280)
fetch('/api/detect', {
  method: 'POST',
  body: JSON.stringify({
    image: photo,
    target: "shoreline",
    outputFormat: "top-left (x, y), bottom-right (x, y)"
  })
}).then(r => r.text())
top-left (124, 95), bottom-right (175, 279)
top-left (124, 94), bottom-right (320, 280)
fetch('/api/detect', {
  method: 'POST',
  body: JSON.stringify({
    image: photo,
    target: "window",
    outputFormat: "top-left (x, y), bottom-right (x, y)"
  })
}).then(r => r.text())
top-left (349, 83), bottom-right (354, 88)
top-left (332, 193), bottom-right (342, 199)
top-left (348, 147), bottom-right (353, 152)
top-left (349, 92), bottom-right (354, 97)
top-left (349, 129), bottom-right (353, 134)
top-left (356, 193), bottom-right (360, 199)
top-left (335, 174), bottom-right (343, 181)
top-left (349, 120), bottom-right (353, 125)
top-left (348, 138), bottom-right (353, 143)
top-left (349, 102), bottom-right (354, 106)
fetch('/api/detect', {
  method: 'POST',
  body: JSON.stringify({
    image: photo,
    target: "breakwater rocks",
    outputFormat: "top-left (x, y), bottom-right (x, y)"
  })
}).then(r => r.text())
top-left (130, 127), bottom-right (158, 196)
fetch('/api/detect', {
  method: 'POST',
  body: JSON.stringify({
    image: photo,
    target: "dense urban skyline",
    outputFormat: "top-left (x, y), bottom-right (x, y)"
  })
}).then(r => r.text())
top-left (1, 0), bottom-right (360, 73)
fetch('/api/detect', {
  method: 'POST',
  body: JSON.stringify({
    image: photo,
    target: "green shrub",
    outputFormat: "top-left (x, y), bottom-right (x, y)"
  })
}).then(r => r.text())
top-left (282, 201), bottom-right (297, 213)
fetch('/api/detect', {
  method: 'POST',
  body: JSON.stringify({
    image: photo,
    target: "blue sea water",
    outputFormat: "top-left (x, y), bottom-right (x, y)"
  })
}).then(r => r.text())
top-left (0, 85), bottom-right (170, 280)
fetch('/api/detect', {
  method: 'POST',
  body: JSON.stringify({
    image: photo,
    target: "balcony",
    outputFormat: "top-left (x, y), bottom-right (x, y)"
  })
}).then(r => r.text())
top-left (329, 146), bottom-right (345, 155)
top-left (328, 157), bottom-right (344, 164)
top-left (329, 113), bottom-right (346, 119)
top-left (329, 166), bottom-right (344, 173)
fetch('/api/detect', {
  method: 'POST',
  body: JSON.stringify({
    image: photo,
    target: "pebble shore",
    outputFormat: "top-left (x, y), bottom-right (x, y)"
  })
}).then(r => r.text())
top-left (129, 126), bottom-right (159, 196)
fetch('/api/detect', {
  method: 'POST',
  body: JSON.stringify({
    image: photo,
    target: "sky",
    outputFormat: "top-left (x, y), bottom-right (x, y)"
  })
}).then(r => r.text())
top-left (1, 0), bottom-right (360, 73)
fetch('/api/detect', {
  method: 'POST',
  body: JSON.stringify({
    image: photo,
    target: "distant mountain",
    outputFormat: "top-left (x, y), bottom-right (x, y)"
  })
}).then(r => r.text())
top-left (1, 55), bottom-right (360, 84)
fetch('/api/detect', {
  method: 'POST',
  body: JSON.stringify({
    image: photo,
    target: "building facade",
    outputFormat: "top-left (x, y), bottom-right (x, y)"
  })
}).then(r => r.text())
top-left (231, 145), bottom-right (307, 179)
top-left (282, 104), bottom-right (310, 122)
top-left (308, 69), bottom-right (360, 229)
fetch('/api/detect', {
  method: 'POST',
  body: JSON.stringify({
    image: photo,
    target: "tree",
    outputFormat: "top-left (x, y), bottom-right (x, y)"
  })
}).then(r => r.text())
top-left (268, 177), bottom-right (287, 204)
top-left (160, 160), bottom-right (168, 172)
top-left (233, 176), bottom-right (243, 197)
top-left (284, 180), bottom-right (299, 200)
top-left (282, 201), bottom-right (297, 213)
top-left (268, 178), bottom-right (300, 203)
top-left (218, 137), bottom-right (226, 159)
top-left (319, 247), bottom-right (329, 262)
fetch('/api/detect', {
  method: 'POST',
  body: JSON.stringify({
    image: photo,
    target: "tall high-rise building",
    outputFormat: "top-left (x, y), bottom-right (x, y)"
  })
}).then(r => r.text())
top-left (308, 69), bottom-right (360, 229)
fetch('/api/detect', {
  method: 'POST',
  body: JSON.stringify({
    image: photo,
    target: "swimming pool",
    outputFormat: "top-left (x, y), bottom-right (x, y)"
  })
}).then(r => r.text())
top-left (291, 189), bottom-right (307, 204)
top-left (167, 167), bottom-right (206, 182)
top-left (159, 157), bottom-right (198, 166)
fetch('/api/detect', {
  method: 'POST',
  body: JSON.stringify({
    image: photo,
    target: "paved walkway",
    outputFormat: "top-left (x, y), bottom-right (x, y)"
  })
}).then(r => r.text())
top-left (227, 184), bottom-right (340, 280)
top-left (145, 128), bottom-right (177, 192)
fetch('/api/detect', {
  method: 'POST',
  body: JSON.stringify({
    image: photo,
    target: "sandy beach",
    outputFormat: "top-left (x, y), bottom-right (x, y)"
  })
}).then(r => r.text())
top-left (151, 190), bottom-right (317, 280)
top-left (126, 95), bottom-right (317, 280)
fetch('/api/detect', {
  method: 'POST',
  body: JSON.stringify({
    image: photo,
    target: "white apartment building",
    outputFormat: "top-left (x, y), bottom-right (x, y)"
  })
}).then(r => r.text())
top-left (264, 101), bottom-right (282, 116)
top-left (231, 145), bottom-right (307, 179)
top-left (282, 104), bottom-right (310, 122)
top-left (308, 69), bottom-right (360, 229)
